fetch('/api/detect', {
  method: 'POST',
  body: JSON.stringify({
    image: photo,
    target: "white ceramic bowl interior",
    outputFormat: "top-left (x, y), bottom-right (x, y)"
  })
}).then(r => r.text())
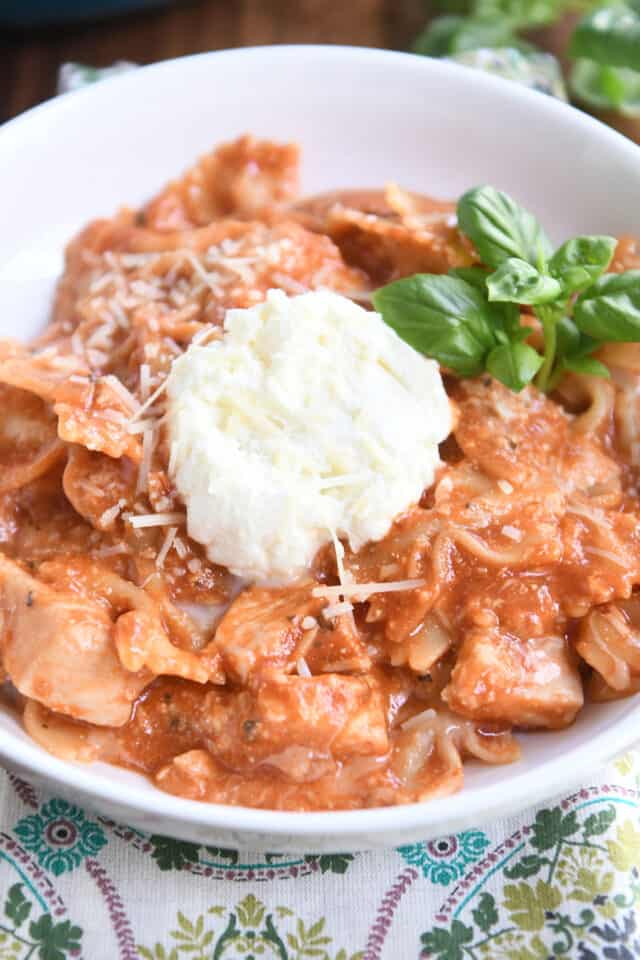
top-left (1, 46), bottom-right (640, 851)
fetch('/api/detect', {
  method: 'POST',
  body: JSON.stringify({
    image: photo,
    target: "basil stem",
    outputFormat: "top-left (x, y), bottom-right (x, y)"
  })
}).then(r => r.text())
top-left (534, 305), bottom-right (559, 392)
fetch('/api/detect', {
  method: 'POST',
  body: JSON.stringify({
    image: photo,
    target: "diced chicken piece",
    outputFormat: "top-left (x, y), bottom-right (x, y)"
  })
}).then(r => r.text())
top-left (214, 583), bottom-right (370, 684)
top-left (290, 184), bottom-right (474, 284)
top-left (325, 204), bottom-right (473, 284)
top-left (63, 446), bottom-right (135, 531)
top-left (290, 188), bottom-right (413, 232)
top-left (0, 554), bottom-right (148, 725)
top-left (202, 674), bottom-right (388, 778)
top-left (443, 629), bottom-right (583, 729)
top-left (143, 135), bottom-right (300, 230)
top-left (576, 600), bottom-right (640, 693)
top-left (54, 377), bottom-right (141, 461)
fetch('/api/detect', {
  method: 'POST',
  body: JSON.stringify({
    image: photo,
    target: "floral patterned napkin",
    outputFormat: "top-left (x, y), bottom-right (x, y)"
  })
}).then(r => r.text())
top-left (0, 63), bottom-right (637, 960)
top-left (0, 757), bottom-right (639, 959)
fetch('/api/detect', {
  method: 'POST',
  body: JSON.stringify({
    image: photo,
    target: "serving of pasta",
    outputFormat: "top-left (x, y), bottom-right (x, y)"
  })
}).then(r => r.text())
top-left (2, 134), bottom-right (640, 812)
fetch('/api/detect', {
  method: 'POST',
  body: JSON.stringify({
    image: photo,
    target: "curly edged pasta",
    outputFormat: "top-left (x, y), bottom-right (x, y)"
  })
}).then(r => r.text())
top-left (1, 135), bottom-right (640, 811)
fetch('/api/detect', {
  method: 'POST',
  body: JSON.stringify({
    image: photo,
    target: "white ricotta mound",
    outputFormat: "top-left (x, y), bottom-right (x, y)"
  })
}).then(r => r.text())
top-left (166, 289), bottom-right (451, 582)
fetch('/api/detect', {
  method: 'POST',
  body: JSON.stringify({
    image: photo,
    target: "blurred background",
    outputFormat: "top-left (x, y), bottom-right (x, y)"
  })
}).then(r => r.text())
top-left (1, 0), bottom-right (639, 141)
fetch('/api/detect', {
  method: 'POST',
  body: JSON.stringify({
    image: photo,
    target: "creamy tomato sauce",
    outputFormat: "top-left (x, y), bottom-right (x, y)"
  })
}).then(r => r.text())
top-left (2, 135), bottom-right (640, 810)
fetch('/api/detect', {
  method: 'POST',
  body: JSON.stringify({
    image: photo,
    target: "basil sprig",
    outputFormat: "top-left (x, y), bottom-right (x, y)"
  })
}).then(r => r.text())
top-left (372, 185), bottom-right (639, 393)
top-left (569, 5), bottom-right (640, 115)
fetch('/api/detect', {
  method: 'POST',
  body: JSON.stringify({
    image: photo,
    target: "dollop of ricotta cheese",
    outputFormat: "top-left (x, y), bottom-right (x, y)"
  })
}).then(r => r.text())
top-left (166, 289), bottom-right (451, 582)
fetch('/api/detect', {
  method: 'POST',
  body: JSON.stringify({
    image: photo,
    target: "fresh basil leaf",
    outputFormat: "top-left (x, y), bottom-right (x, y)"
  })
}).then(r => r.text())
top-left (449, 267), bottom-right (529, 339)
top-left (372, 274), bottom-right (499, 375)
top-left (571, 59), bottom-right (640, 114)
top-left (474, 0), bottom-right (574, 28)
top-left (573, 270), bottom-right (640, 341)
top-left (549, 236), bottom-right (616, 295)
top-left (457, 186), bottom-right (553, 269)
top-left (413, 16), bottom-right (468, 56)
top-left (570, 7), bottom-right (640, 72)
top-left (448, 267), bottom-right (490, 291)
top-left (413, 15), bottom-right (517, 56)
top-left (486, 340), bottom-right (543, 391)
top-left (487, 257), bottom-right (562, 304)
top-left (562, 355), bottom-right (611, 377)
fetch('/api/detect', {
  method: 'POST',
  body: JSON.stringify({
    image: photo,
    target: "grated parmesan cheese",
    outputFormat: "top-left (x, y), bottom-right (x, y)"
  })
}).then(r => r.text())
top-left (127, 418), bottom-right (159, 435)
top-left (126, 512), bottom-right (185, 528)
top-left (139, 363), bottom-right (151, 402)
top-left (322, 600), bottom-right (355, 619)
top-left (136, 428), bottom-right (155, 496)
top-left (129, 377), bottom-right (169, 423)
top-left (101, 375), bottom-right (140, 413)
top-left (585, 546), bottom-right (628, 568)
top-left (312, 578), bottom-right (426, 602)
top-left (156, 526), bottom-right (178, 568)
top-left (98, 498), bottom-right (128, 528)
top-left (296, 657), bottom-right (312, 678)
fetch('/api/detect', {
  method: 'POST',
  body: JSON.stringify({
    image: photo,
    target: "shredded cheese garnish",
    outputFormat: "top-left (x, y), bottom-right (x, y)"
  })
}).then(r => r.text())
top-left (127, 418), bottom-right (159, 435)
top-left (136, 428), bottom-right (155, 496)
top-left (498, 479), bottom-right (514, 495)
top-left (92, 543), bottom-right (131, 557)
top-left (101, 374), bottom-right (140, 413)
top-left (156, 526), bottom-right (178, 568)
top-left (323, 600), bottom-right (355, 619)
top-left (296, 657), bottom-right (312, 678)
top-left (174, 537), bottom-right (188, 560)
top-left (585, 546), bottom-right (628, 568)
top-left (191, 325), bottom-right (220, 346)
top-left (301, 616), bottom-right (317, 631)
top-left (312, 578), bottom-right (426, 602)
top-left (128, 376), bottom-right (169, 424)
top-left (98, 498), bottom-right (128, 528)
top-left (126, 512), bottom-right (185, 528)
top-left (139, 363), bottom-right (151, 402)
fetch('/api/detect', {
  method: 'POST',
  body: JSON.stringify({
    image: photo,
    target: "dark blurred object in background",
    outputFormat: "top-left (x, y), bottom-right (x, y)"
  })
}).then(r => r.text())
top-left (0, 0), bottom-right (173, 28)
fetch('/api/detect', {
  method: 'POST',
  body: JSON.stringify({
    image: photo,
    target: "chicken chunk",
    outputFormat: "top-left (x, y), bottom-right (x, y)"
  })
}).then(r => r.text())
top-left (201, 674), bottom-right (388, 780)
top-left (0, 554), bottom-right (148, 725)
top-left (214, 583), bottom-right (370, 684)
top-left (443, 629), bottom-right (583, 729)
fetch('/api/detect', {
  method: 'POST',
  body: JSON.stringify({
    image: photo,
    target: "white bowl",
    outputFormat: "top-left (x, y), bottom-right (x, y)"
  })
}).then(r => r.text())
top-left (1, 45), bottom-right (640, 852)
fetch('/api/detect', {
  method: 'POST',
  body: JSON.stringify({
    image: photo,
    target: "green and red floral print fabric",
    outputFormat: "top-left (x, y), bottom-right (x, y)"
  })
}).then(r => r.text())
top-left (0, 752), bottom-right (639, 959)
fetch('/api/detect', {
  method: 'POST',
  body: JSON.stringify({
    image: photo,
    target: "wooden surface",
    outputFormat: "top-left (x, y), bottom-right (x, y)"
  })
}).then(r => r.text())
top-left (0, 0), bottom-right (427, 122)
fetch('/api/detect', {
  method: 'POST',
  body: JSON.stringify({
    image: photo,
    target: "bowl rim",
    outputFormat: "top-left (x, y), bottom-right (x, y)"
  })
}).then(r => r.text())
top-left (2, 43), bottom-right (640, 842)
